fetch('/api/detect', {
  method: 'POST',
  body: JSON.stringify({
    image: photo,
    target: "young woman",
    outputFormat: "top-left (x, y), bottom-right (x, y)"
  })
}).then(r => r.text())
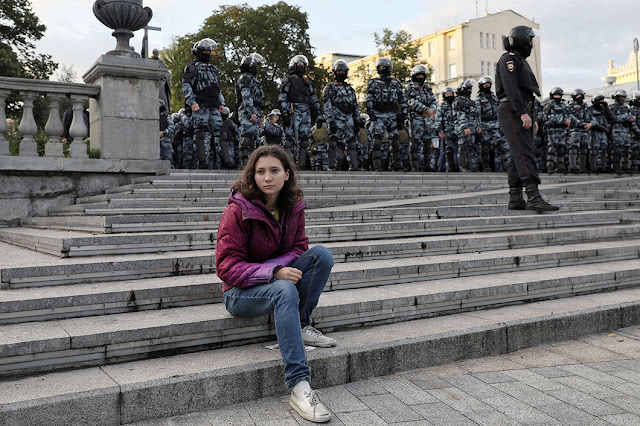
top-left (216, 145), bottom-right (335, 423)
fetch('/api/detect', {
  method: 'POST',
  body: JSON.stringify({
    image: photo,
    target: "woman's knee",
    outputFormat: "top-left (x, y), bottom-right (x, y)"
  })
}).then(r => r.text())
top-left (308, 245), bottom-right (334, 268)
top-left (271, 280), bottom-right (300, 305)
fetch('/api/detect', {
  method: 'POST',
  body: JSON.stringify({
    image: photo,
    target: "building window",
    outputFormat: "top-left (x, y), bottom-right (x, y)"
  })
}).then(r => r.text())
top-left (480, 32), bottom-right (483, 48)
top-left (449, 35), bottom-right (455, 50)
top-left (486, 35), bottom-right (490, 49)
top-left (428, 42), bottom-right (432, 57)
top-left (449, 63), bottom-right (456, 79)
top-left (481, 61), bottom-right (485, 75)
top-left (492, 34), bottom-right (496, 49)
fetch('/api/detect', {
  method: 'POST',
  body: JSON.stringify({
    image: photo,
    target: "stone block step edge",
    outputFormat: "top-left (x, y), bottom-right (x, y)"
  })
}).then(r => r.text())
top-left (1, 290), bottom-right (638, 426)
top-left (2, 241), bottom-right (639, 323)
top-left (1, 261), bottom-right (640, 378)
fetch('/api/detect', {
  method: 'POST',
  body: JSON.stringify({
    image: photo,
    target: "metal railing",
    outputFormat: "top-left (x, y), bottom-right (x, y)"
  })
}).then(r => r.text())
top-left (0, 77), bottom-right (100, 158)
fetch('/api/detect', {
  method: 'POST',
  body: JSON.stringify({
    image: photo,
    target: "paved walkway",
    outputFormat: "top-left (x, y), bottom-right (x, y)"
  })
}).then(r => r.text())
top-left (129, 325), bottom-right (640, 426)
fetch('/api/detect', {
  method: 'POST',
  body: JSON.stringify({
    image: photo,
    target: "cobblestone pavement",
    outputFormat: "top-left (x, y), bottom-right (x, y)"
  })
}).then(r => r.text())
top-left (130, 325), bottom-right (640, 425)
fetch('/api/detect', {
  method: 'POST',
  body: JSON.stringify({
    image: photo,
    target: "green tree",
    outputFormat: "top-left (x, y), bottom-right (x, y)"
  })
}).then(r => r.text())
top-left (374, 29), bottom-right (424, 84)
top-left (0, 0), bottom-right (58, 79)
top-left (164, 1), bottom-right (327, 114)
top-left (352, 28), bottom-right (430, 110)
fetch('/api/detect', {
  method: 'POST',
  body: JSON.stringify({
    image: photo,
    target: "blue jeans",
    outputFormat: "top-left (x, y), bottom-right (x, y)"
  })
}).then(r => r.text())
top-left (223, 245), bottom-right (334, 388)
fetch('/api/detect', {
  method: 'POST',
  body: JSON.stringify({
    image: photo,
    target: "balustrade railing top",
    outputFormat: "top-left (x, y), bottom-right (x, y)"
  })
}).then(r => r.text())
top-left (0, 77), bottom-right (100, 158)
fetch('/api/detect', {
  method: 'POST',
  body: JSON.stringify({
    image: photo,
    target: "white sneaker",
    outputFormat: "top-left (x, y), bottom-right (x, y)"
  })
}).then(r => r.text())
top-left (290, 381), bottom-right (331, 423)
top-left (301, 326), bottom-right (337, 348)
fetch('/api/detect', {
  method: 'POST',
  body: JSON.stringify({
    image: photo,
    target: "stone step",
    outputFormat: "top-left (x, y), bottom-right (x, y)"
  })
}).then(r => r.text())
top-left (0, 259), bottom-right (639, 379)
top-left (4, 213), bottom-right (638, 257)
top-left (2, 286), bottom-right (636, 426)
top-left (22, 207), bottom-right (639, 233)
top-left (2, 239), bottom-right (640, 324)
top-left (74, 189), bottom-right (457, 204)
top-left (43, 199), bottom-right (640, 219)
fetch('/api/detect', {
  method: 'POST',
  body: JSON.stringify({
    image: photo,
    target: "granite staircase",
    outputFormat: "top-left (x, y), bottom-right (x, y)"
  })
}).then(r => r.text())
top-left (1, 170), bottom-right (640, 425)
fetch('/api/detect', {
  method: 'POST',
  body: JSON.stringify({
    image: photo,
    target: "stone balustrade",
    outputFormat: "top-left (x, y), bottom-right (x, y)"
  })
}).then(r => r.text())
top-left (0, 77), bottom-right (100, 158)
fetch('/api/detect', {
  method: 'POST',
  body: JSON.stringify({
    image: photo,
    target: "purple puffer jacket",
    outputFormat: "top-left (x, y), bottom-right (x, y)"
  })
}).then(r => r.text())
top-left (216, 191), bottom-right (308, 293)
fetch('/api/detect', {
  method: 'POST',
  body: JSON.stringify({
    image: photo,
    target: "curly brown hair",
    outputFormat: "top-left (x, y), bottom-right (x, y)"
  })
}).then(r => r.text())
top-left (231, 145), bottom-right (303, 210)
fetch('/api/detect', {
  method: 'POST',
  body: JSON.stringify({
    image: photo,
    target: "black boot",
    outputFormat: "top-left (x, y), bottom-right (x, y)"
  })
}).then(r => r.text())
top-left (446, 151), bottom-right (456, 172)
top-left (524, 184), bottom-right (559, 212)
top-left (508, 186), bottom-right (526, 210)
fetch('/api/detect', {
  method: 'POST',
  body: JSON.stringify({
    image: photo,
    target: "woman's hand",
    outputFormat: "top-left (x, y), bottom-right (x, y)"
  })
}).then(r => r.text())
top-left (274, 267), bottom-right (302, 283)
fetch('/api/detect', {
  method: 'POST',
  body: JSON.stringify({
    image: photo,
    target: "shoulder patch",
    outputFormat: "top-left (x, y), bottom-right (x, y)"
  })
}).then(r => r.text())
top-left (506, 61), bottom-right (515, 72)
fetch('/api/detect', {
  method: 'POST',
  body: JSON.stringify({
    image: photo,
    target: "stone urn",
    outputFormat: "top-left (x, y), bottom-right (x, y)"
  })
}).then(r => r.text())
top-left (93, 0), bottom-right (153, 58)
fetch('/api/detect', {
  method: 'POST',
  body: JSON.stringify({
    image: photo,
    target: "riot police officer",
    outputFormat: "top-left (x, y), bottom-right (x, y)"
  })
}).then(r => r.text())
top-left (279, 55), bottom-right (324, 169)
top-left (366, 57), bottom-right (408, 171)
top-left (476, 76), bottom-right (508, 172)
top-left (544, 87), bottom-right (573, 174)
top-left (496, 26), bottom-right (558, 211)
top-left (567, 89), bottom-right (593, 173)
top-left (609, 90), bottom-right (635, 174)
top-left (236, 53), bottom-right (265, 167)
top-left (589, 95), bottom-right (612, 173)
top-left (322, 60), bottom-right (360, 170)
top-left (406, 64), bottom-right (437, 172)
top-left (182, 38), bottom-right (226, 169)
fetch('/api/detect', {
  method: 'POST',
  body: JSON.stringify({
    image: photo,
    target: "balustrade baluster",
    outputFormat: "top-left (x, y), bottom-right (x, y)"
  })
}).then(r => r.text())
top-left (44, 94), bottom-right (66, 157)
top-left (18, 91), bottom-right (39, 156)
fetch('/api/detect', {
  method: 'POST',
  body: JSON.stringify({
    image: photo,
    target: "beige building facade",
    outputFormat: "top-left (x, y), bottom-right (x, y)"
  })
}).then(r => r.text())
top-left (317, 10), bottom-right (541, 99)
top-left (604, 51), bottom-right (640, 86)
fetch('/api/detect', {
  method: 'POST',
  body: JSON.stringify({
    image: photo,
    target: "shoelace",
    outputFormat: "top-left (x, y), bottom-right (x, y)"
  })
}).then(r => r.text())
top-left (304, 326), bottom-right (323, 337)
top-left (305, 390), bottom-right (321, 407)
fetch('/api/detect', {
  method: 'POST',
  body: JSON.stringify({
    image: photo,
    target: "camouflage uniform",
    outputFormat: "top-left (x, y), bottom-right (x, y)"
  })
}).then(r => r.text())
top-left (406, 82), bottom-right (436, 171)
top-left (179, 112), bottom-right (196, 169)
top-left (159, 105), bottom-right (174, 168)
top-left (629, 100), bottom-right (640, 171)
top-left (356, 124), bottom-right (370, 170)
top-left (182, 60), bottom-right (225, 169)
top-left (589, 100), bottom-right (611, 173)
top-left (454, 95), bottom-right (481, 171)
top-left (567, 100), bottom-right (593, 172)
top-left (219, 115), bottom-right (238, 169)
top-left (236, 72), bottom-right (264, 166)
top-left (435, 100), bottom-right (458, 172)
top-left (279, 75), bottom-right (323, 169)
top-left (609, 101), bottom-right (634, 173)
top-left (323, 81), bottom-right (360, 170)
top-left (533, 101), bottom-right (547, 173)
top-left (366, 74), bottom-right (407, 171)
top-left (310, 124), bottom-right (329, 171)
top-left (476, 92), bottom-right (508, 171)
top-left (543, 99), bottom-right (572, 173)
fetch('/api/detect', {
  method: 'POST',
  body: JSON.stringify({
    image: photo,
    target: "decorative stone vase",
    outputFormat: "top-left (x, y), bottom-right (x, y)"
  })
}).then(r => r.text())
top-left (93, 0), bottom-right (153, 58)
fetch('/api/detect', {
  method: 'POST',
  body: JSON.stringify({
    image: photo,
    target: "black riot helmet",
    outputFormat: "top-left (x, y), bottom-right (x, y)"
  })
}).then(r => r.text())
top-left (442, 86), bottom-right (455, 103)
top-left (376, 57), bottom-right (392, 78)
top-left (592, 95), bottom-right (605, 106)
top-left (288, 55), bottom-right (308, 76)
top-left (240, 53), bottom-right (265, 75)
top-left (457, 79), bottom-right (475, 97)
top-left (550, 87), bottom-right (564, 100)
top-left (333, 60), bottom-right (349, 82)
top-left (478, 76), bottom-right (493, 93)
top-left (571, 88), bottom-right (585, 103)
top-left (159, 99), bottom-right (167, 113)
top-left (613, 89), bottom-right (627, 104)
top-left (631, 93), bottom-right (640, 107)
top-left (221, 106), bottom-right (230, 120)
top-left (410, 64), bottom-right (428, 84)
top-left (193, 38), bottom-right (218, 63)
top-left (503, 25), bottom-right (535, 58)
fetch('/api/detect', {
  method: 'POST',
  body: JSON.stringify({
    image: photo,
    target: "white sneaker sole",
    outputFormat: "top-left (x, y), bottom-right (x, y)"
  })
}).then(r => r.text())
top-left (289, 400), bottom-right (331, 423)
top-left (302, 339), bottom-right (337, 348)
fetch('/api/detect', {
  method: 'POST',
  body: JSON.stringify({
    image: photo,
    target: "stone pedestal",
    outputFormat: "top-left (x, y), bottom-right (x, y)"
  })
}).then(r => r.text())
top-left (82, 55), bottom-right (166, 160)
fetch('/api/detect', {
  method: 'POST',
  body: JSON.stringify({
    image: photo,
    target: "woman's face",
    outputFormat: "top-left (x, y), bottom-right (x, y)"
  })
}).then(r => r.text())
top-left (254, 155), bottom-right (289, 198)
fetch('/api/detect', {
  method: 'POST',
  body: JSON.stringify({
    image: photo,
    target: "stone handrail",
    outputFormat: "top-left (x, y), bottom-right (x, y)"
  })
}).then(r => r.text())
top-left (0, 77), bottom-right (100, 158)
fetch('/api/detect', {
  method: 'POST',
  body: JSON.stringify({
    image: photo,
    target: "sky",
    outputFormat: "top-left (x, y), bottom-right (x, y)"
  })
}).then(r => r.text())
top-left (29, 0), bottom-right (640, 95)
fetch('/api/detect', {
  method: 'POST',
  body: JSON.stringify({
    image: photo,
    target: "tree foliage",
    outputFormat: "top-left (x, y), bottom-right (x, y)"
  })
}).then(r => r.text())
top-left (164, 2), bottom-right (328, 113)
top-left (0, 0), bottom-right (58, 79)
top-left (352, 28), bottom-right (431, 109)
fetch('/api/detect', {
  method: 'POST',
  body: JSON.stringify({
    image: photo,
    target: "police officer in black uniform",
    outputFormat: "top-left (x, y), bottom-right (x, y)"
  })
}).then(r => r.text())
top-left (496, 26), bottom-right (558, 212)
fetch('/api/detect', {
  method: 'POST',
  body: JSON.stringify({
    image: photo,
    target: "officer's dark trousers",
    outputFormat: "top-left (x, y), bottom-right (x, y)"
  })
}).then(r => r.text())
top-left (497, 102), bottom-right (541, 188)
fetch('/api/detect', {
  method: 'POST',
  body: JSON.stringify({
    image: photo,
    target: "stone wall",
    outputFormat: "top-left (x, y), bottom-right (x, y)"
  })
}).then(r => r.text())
top-left (0, 156), bottom-right (169, 223)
